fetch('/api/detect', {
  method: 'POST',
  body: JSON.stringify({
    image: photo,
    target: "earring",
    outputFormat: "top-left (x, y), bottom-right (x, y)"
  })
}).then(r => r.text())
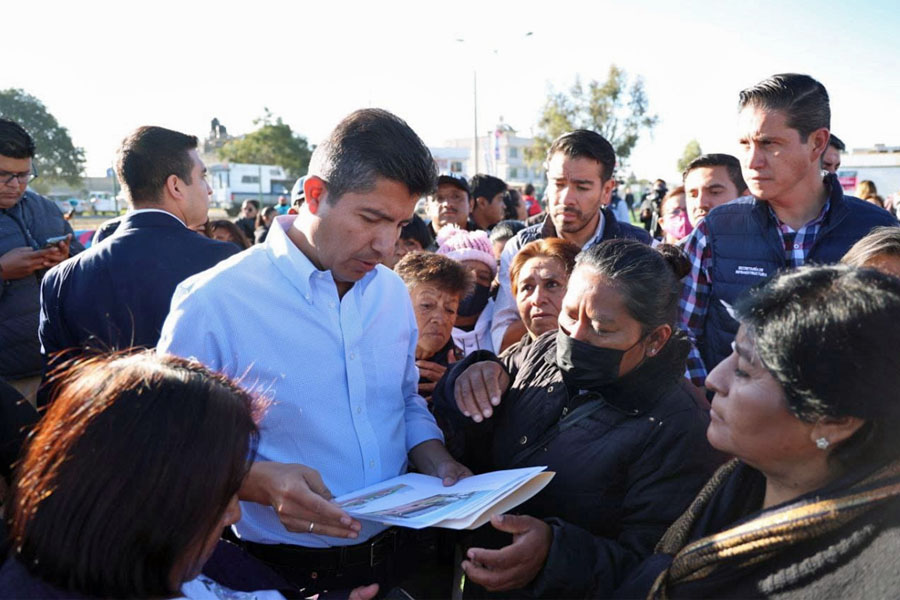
top-left (816, 437), bottom-right (830, 450)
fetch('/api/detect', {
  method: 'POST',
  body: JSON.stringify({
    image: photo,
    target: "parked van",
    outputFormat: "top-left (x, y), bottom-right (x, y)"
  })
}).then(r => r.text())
top-left (87, 191), bottom-right (120, 214)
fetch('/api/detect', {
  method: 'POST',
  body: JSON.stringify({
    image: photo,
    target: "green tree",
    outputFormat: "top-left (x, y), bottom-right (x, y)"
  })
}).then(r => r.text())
top-left (0, 88), bottom-right (86, 191)
top-left (676, 139), bottom-right (703, 174)
top-left (525, 66), bottom-right (658, 170)
top-left (218, 109), bottom-right (312, 179)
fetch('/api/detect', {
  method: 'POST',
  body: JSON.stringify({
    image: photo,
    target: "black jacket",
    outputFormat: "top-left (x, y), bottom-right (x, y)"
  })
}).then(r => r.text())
top-left (433, 330), bottom-right (723, 598)
top-left (0, 378), bottom-right (38, 485)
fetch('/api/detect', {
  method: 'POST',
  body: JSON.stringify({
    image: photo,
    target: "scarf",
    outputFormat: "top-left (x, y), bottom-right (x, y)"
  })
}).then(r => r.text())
top-left (647, 458), bottom-right (900, 598)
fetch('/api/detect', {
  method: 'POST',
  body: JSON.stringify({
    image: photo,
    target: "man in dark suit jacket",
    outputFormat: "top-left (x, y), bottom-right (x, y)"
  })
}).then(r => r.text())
top-left (39, 126), bottom-right (238, 361)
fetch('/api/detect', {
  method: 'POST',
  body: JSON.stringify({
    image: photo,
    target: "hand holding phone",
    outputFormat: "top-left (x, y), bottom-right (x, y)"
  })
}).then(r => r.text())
top-left (43, 234), bottom-right (70, 249)
top-left (41, 234), bottom-right (72, 269)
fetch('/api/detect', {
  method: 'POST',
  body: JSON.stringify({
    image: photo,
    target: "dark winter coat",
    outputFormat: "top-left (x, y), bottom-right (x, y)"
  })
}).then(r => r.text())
top-left (433, 329), bottom-right (724, 598)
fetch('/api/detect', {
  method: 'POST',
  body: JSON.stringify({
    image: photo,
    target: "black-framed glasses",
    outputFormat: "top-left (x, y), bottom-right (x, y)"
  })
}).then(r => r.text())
top-left (1, 165), bottom-right (37, 186)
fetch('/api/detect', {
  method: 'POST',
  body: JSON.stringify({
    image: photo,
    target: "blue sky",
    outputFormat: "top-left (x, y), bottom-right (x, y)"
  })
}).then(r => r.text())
top-left (7, 0), bottom-right (900, 182)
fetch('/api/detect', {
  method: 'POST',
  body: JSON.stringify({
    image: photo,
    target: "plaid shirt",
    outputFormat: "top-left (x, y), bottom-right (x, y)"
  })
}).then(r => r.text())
top-left (679, 200), bottom-right (831, 385)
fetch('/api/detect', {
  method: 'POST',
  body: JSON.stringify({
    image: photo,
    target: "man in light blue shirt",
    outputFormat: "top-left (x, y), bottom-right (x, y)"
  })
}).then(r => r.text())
top-left (158, 109), bottom-right (470, 595)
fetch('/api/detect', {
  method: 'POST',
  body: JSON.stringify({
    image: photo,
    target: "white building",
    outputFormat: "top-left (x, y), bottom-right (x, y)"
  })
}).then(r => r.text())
top-left (432, 122), bottom-right (545, 191)
top-left (209, 162), bottom-right (293, 208)
top-left (838, 145), bottom-right (900, 197)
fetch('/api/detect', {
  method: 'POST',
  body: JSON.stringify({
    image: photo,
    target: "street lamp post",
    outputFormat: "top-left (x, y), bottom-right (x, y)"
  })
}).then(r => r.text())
top-left (456, 32), bottom-right (533, 177)
top-left (472, 70), bottom-right (478, 173)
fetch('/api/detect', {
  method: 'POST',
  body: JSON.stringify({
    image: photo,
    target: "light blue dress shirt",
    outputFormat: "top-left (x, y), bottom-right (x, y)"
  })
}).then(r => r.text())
top-left (158, 216), bottom-right (443, 547)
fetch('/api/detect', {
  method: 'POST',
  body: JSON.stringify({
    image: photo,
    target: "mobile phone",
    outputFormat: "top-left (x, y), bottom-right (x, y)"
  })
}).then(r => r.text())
top-left (43, 234), bottom-right (69, 248)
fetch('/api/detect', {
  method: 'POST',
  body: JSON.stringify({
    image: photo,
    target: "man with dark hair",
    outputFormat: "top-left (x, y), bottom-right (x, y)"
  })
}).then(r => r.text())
top-left (680, 74), bottom-right (897, 387)
top-left (489, 219), bottom-right (526, 262)
top-left (682, 153), bottom-right (748, 228)
top-left (0, 118), bottom-right (82, 401)
top-left (39, 126), bottom-right (237, 365)
top-left (425, 173), bottom-right (473, 241)
top-left (469, 173), bottom-right (508, 231)
top-left (822, 133), bottom-right (845, 174)
top-left (491, 129), bottom-right (651, 351)
top-left (234, 198), bottom-right (260, 240)
top-left (159, 108), bottom-right (469, 596)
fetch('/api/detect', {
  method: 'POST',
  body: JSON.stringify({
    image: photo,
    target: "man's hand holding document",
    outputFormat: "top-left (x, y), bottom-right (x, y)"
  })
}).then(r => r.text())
top-left (334, 467), bottom-right (554, 530)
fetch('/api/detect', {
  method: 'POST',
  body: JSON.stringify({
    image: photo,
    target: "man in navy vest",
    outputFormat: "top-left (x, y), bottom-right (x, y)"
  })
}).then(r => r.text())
top-left (39, 126), bottom-right (237, 367)
top-left (680, 74), bottom-right (897, 386)
top-left (491, 130), bottom-right (651, 352)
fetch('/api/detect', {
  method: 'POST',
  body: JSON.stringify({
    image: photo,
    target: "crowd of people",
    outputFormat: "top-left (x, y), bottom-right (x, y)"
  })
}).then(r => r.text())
top-left (1, 71), bottom-right (900, 599)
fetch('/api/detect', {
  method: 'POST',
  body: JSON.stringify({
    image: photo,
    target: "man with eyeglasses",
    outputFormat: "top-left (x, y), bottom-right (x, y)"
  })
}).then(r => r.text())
top-left (0, 118), bottom-right (82, 403)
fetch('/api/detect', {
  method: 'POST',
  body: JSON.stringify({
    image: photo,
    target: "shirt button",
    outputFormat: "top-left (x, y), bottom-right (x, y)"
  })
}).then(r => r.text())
top-left (349, 352), bottom-right (356, 360)
top-left (561, 407), bottom-right (568, 416)
top-left (547, 385), bottom-right (554, 393)
top-left (369, 460), bottom-right (375, 468)
top-left (356, 406), bottom-right (362, 414)
top-left (329, 301), bottom-right (336, 308)
top-left (519, 435), bottom-right (528, 445)
top-left (793, 244), bottom-right (800, 249)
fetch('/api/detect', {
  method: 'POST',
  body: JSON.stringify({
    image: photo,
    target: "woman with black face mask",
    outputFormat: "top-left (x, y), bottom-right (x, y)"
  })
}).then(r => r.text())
top-left (432, 239), bottom-right (725, 599)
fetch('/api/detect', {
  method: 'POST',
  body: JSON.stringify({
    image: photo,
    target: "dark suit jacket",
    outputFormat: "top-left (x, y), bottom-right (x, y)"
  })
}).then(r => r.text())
top-left (39, 211), bottom-right (239, 357)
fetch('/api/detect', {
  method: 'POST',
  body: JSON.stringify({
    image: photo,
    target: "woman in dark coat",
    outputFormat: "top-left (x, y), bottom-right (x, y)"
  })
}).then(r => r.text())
top-left (433, 239), bottom-right (724, 598)
top-left (616, 265), bottom-right (900, 599)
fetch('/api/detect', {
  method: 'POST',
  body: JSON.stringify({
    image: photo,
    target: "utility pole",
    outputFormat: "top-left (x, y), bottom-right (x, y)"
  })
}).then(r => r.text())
top-left (258, 164), bottom-right (263, 205)
top-left (456, 32), bottom-right (533, 177)
top-left (473, 70), bottom-right (479, 174)
top-left (109, 165), bottom-right (119, 214)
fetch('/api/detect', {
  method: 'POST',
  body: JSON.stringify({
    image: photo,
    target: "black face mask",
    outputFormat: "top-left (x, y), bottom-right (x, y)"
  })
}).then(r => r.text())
top-left (458, 284), bottom-right (491, 317)
top-left (555, 329), bottom-right (644, 390)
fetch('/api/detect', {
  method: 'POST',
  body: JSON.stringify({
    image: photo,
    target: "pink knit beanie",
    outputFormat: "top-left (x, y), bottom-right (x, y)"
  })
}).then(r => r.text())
top-left (435, 225), bottom-right (497, 276)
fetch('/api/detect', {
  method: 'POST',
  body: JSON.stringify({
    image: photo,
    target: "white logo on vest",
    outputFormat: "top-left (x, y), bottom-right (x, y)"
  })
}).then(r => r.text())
top-left (735, 265), bottom-right (768, 277)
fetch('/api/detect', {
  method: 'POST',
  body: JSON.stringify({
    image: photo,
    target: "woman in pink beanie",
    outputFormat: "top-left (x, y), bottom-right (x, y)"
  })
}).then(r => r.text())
top-left (436, 226), bottom-right (497, 356)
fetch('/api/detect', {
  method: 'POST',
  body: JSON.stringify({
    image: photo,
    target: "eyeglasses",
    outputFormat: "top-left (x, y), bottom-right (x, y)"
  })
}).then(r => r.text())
top-left (1, 167), bottom-right (37, 186)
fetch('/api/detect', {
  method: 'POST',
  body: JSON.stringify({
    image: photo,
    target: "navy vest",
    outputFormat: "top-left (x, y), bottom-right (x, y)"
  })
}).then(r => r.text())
top-left (700, 179), bottom-right (898, 372)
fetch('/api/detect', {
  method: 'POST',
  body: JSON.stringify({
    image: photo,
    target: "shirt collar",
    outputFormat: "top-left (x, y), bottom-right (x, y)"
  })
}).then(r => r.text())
top-left (765, 199), bottom-right (831, 231)
top-left (588, 210), bottom-right (607, 247)
top-left (127, 208), bottom-right (187, 227)
top-left (265, 215), bottom-right (380, 303)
